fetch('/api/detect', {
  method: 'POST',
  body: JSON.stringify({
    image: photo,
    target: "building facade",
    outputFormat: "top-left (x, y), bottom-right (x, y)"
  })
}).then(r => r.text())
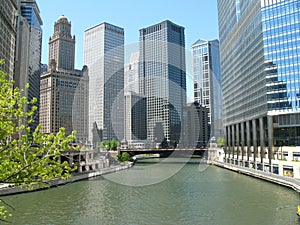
top-left (124, 52), bottom-right (147, 145)
top-left (184, 102), bottom-right (210, 148)
top-left (192, 38), bottom-right (223, 139)
top-left (40, 16), bottom-right (89, 143)
top-left (124, 92), bottom-right (147, 142)
top-left (218, 0), bottom-right (300, 170)
top-left (16, 0), bottom-right (43, 131)
top-left (48, 15), bottom-right (75, 71)
top-left (0, 0), bottom-right (18, 80)
top-left (124, 52), bottom-right (140, 94)
top-left (14, 10), bottom-right (30, 93)
top-left (84, 22), bottom-right (124, 145)
top-left (139, 20), bottom-right (187, 148)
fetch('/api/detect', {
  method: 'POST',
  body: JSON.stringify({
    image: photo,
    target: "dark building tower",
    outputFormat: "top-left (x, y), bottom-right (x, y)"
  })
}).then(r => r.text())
top-left (139, 20), bottom-right (187, 148)
top-left (218, 0), bottom-right (300, 171)
top-left (184, 102), bottom-right (210, 148)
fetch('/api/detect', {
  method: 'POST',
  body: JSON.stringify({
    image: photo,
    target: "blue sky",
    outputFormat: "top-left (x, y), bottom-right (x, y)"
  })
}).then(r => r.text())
top-left (37, 0), bottom-right (219, 68)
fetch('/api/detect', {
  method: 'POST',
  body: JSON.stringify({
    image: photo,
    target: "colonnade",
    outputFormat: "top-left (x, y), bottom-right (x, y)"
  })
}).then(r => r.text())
top-left (224, 116), bottom-right (274, 170)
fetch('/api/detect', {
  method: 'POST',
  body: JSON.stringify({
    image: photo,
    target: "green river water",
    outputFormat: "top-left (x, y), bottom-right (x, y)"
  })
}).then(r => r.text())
top-left (3, 158), bottom-right (300, 225)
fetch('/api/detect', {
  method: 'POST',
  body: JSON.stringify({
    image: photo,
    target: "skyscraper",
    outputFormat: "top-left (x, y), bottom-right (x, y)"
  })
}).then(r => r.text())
top-left (139, 20), bottom-right (186, 148)
top-left (40, 16), bottom-right (89, 143)
top-left (0, 0), bottom-right (18, 80)
top-left (15, 7), bottom-right (30, 93)
top-left (218, 0), bottom-right (300, 168)
top-left (84, 22), bottom-right (124, 145)
top-left (15, 0), bottom-right (43, 131)
top-left (192, 38), bottom-right (223, 139)
top-left (124, 52), bottom-right (147, 144)
top-left (48, 15), bottom-right (75, 71)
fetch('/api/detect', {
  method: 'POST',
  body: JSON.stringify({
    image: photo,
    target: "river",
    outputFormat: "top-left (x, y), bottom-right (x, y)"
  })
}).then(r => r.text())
top-left (3, 158), bottom-right (300, 225)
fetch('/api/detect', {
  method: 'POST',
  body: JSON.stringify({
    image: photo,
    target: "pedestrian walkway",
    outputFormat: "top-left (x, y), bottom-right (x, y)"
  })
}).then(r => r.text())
top-left (212, 160), bottom-right (300, 193)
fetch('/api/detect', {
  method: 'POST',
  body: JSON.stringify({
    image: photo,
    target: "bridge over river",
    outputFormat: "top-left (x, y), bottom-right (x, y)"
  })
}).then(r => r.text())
top-left (119, 148), bottom-right (207, 157)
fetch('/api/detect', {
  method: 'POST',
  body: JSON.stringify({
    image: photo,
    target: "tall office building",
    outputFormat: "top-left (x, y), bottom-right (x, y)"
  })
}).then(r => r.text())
top-left (40, 16), bottom-right (89, 143)
top-left (84, 22), bottom-right (124, 145)
top-left (139, 20), bottom-right (186, 147)
top-left (218, 0), bottom-right (300, 167)
top-left (192, 38), bottom-right (223, 139)
top-left (124, 52), bottom-right (147, 144)
top-left (15, 7), bottom-right (30, 93)
top-left (0, 0), bottom-right (18, 80)
top-left (15, 0), bottom-right (43, 131)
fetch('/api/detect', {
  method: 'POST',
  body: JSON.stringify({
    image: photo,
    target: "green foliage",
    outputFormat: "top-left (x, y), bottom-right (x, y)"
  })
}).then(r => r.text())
top-left (100, 139), bottom-right (120, 150)
top-left (117, 152), bottom-right (131, 162)
top-left (217, 137), bottom-right (225, 147)
top-left (0, 62), bottom-right (77, 222)
top-left (110, 139), bottom-right (119, 150)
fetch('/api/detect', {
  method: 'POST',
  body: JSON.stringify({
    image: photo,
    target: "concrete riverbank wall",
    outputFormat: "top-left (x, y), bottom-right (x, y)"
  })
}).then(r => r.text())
top-left (212, 160), bottom-right (300, 193)
top-left (0, 163), bottom-right (133, 196)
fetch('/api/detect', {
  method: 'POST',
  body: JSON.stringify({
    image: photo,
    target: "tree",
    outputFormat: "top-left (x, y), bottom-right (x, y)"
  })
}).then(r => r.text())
top-left (0, 61), bottom-right (77, 222)
top-left (217, 137), bottom-right (225, 147)
top-left (111, 139), bottom-right (120, 150)
top-left (100, 139), bottom-right (120, 150)
top-left (117, 152), bottom-right (130, 162)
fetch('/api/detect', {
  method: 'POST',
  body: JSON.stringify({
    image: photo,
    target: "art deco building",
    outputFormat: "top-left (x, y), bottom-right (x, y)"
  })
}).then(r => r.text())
top-left (218, 0), bottom-right (300, 168)
top-left (192, 38), bottom-right (223, 139)
top-left (15, 0), bottom-right (43, 131)
top-left (84, 22), bottom-right (124, 145)
top-left (40, 16), bottom-right (89, 143)
top-left (48, 15), bottom-right (75, 71)
top-left (0, 0), bottom-right (18, 80)
top-left (139, 20), bottom-right (186, 147)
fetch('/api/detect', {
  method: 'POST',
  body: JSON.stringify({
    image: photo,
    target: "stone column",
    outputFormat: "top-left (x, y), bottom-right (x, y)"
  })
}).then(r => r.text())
top-left (267, 115), bottom-right (274, 172)
top-left (259, 117), bottom-right (265, 163)
top-left (241, 122), bottom-right (245, 161)
top-left (236, 123), bottom-right (240, 161)
top-left (228, 126), bottom-right (231, 161)
top-left (224, 127), bottom-right (227, 159)
top-left (252, 119), bottom-right (257, 168)
top-left (246, 121), bottom-right (251, 163)
top-left (231, 125), bottom-right (235, 163)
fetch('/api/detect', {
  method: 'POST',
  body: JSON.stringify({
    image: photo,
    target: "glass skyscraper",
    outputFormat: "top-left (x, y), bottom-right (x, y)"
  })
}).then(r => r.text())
top-left (139, 20), bottom-right (186, 147)
top-left (18, 0), bottom-right (43, 131)
top-left (84, 23), bottom-right (124, 145)
top-left (218, 0), bottom-right (300, 169)
top-left (192, 38), bottom-right (223, 139)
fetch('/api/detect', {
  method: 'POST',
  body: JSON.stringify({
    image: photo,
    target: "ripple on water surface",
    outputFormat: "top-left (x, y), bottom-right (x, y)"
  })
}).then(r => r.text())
top-left (3, 159), bottom-right (300, 225)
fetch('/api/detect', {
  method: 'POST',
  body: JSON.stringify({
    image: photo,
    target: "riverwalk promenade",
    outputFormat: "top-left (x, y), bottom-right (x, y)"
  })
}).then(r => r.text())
top-left (0, 162), bottom-right (133, 196)
top-left (212, 160), bottom-right (300, 193)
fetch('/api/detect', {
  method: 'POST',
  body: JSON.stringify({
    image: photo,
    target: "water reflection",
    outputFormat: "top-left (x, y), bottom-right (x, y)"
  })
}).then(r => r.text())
top-left (2, 158), bottom-right (300, 225)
